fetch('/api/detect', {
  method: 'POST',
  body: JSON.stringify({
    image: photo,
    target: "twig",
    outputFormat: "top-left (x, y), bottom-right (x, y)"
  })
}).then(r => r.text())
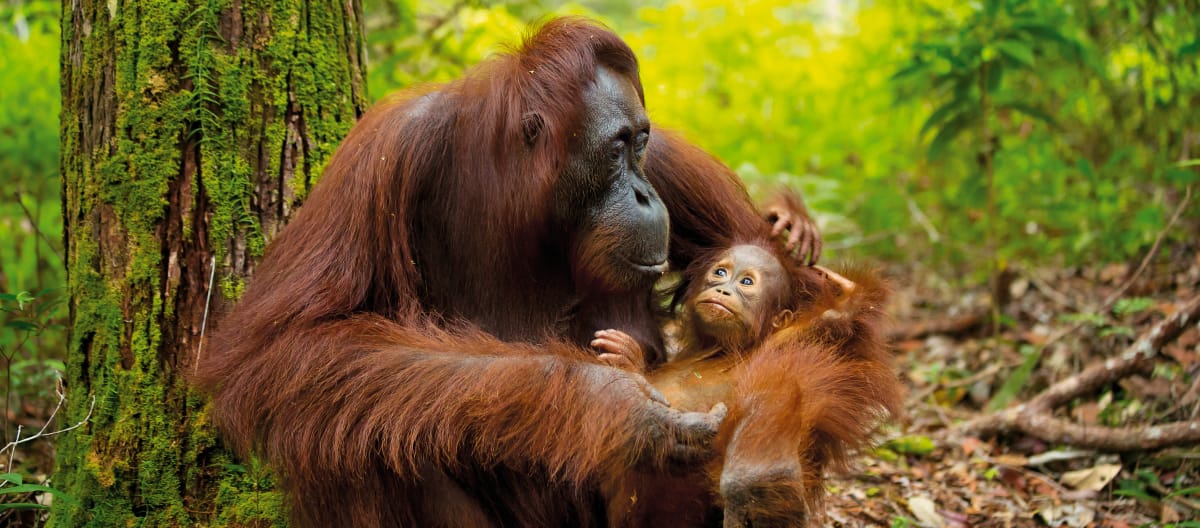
top-left (1019, 185), bottom-right (1193, 361)
top-left (905, 195), bottom-right (941, 244)
top-left (11, 191), bottom-right (64, 263)
top-left (957, 294), bottom-right (1200, 451)
top-left (1097, 185), bottom-right (1192, 310)
top-left (0, 383), bottom-right (95, 484)
top-left (1026, 271), bottom-right (1078, 310)
top-left (195, 255), bottom-right (216, 374)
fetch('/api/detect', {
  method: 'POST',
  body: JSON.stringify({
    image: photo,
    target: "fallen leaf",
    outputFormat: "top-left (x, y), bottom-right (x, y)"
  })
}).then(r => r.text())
top-left (1160, 503), bottom-right (1180, 524)
top-left (1026, 449), bottom-right (1094, 466)
top-left (1120, 375), bottom-right (1173, 399)
top-left (908, 495), bottom-right (944, 527)
top-left (1037, 503), bottom-right (1096, 527)
top-left (1100, 263), bottom-right (1128, 283)
top-left (1060, 464), bottom-right (1122, 491)
top-left (960, 436), bottom-right (983, 457)
top-left (1164, 327), bottom-right (1199, 366)
top-left (1072, 401), bottom-right (1100, 424)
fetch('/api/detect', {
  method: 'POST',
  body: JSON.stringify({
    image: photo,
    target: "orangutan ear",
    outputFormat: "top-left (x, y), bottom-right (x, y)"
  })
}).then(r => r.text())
top-left (521, 112), bottom-right (545, 147)
top-left (771, 309), bottom-right (794, 329)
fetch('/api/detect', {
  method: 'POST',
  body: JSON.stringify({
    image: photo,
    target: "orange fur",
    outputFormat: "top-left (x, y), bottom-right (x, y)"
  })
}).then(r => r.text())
top-left (194, 17), bottom-right (784, 527)
top-left (608, 265), bottom-right (902, 527)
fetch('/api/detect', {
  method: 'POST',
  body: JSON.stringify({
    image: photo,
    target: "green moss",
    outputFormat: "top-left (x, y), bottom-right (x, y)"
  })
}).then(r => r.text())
top-left (55, 0), bottom-right (364, 526)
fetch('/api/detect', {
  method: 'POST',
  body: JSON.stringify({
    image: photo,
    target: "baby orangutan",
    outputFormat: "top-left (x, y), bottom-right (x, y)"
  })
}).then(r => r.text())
top-left (593, 244), bottom-right (792, 370)
top-left (595, 241), bottom-right (899, 527)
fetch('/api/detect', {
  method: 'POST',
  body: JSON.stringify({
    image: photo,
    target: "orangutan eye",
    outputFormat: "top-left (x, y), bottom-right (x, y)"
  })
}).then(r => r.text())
top-left (740, 277), bottom-right (754, 286)
top-left (714, 268), bottom-right (727, 277)
top-left (609, 140), bottom-right (624, 161)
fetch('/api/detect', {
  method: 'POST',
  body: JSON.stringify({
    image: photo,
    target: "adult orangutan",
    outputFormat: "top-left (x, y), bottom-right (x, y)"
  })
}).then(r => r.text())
top-left (198, 17), bottom-right (826, 526)
top-left (597, 235), bottom-right (900, 527)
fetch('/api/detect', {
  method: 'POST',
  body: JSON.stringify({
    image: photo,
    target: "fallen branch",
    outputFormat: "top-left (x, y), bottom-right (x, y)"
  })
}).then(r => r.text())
top-left (957, 294), bottom-right (1200, 451)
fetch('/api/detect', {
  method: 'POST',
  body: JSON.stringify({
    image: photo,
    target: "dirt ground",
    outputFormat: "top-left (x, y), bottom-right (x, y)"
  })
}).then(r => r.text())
top-left (824, 247), bottom-right (1200, 527)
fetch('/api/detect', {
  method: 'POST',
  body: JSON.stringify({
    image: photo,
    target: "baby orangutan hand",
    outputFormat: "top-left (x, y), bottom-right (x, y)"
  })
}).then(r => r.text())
top-left (591, 329), bottom-right (647, 373)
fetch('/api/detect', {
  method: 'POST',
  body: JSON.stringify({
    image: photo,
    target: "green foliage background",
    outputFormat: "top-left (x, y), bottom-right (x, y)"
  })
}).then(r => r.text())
top-left (362, 0), bottom-right (1198, 275)
top-left (0, 0), bottom-right (1196, 489)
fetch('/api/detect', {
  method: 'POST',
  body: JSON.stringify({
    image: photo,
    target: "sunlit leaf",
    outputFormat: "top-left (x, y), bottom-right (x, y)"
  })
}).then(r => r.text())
top-left (884, 435), bottom-right (936, 456)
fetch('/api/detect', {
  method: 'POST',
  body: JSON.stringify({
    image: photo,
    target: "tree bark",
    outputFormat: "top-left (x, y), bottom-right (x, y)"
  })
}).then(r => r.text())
top-left (56, 0), bottom-right (365, 525)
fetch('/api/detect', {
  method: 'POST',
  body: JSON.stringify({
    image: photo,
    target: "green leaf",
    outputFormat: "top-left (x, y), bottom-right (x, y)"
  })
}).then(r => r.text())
top-left (0, 473), bottom-right (23, 485)
top-left (1003, 102), bottom-right (1058, 127)
top-left (892, 60), bottom-right (931, 82)
top-left (1012, 22), bottom-right (1075, 50)
top-left (16, 291), bottom-right (34, 305)
top-left (0, 503), bottom-right (50, 511)
top-left (928, 110), bottom-right (977, 159)
top-left (221, 463), bottom-right (247, 474)
top-left (985, 60), bottom-right (1004, 92)
top-left (1166, 167), bottom-right (1200, 185)
top-left (1113, 487), bottom-right (1155, 501)
top-left (5, 321), bottom-right (39, 332)
top-left (0, 483), bottom-right (81, 507)
top-left (994, 39), bottom-right (1034, 68)
top-left (1167, 486), bottom-right (1200, 498)
top-left (884, 435), bottom-right (936, 456)
top-left (920, 97), bottom-right (969, 138)
top-left (1179, 40), bottom-right (1199, 58)
top-left (987, 345), bottom-right (1040, 411)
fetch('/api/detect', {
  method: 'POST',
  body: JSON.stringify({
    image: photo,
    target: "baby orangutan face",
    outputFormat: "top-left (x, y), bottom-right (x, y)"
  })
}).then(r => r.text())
top-left (689, 245), bottom-right (788, 347)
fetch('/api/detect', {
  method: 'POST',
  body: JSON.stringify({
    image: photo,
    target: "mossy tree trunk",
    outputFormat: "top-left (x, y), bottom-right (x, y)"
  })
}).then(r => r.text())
top-left (57, 0), bottom-right (366, 525)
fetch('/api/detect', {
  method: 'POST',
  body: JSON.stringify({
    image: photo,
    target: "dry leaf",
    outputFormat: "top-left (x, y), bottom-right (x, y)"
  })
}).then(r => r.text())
top-left (1160, 503), bottom-right (1180, 524)
top-left (1026, 449), bottom-right (1094, 466)
top-left (1100, 263), bottom-right (1128, 283)
top-left (960, 436), bottom-right (983, 457)
top-left (1037, 503), bottom-right (1096, 527)
top-left (1072, 401), bottom-right (1100, 424)
top-left (908, 495), bottom-right (944, 527)
top-left (1060, 464), bottom-right (1122, 491)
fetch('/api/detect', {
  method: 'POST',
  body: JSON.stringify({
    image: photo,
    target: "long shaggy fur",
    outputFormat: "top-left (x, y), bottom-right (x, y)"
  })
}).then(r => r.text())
top-left (608, 262), bottom-right (902, 527)
top-left (194, 17), bottom-right (778, 527)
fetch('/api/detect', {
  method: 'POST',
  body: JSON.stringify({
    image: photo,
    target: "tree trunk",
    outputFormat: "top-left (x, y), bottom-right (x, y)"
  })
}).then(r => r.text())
top-left (56, 0), bottom-right (365, 525)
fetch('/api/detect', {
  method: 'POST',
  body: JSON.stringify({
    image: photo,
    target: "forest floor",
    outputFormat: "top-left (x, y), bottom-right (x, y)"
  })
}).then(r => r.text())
top-left (4, 249), bottom-right (1198, 527)
top-left (825, 245), bottom-right (1200, 527)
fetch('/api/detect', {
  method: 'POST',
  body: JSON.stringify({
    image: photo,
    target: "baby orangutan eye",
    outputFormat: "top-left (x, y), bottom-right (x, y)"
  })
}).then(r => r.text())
top-left (740, 277), bottom-right (753, 286)
top-left (714, 268), bottom-right (728, 277)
